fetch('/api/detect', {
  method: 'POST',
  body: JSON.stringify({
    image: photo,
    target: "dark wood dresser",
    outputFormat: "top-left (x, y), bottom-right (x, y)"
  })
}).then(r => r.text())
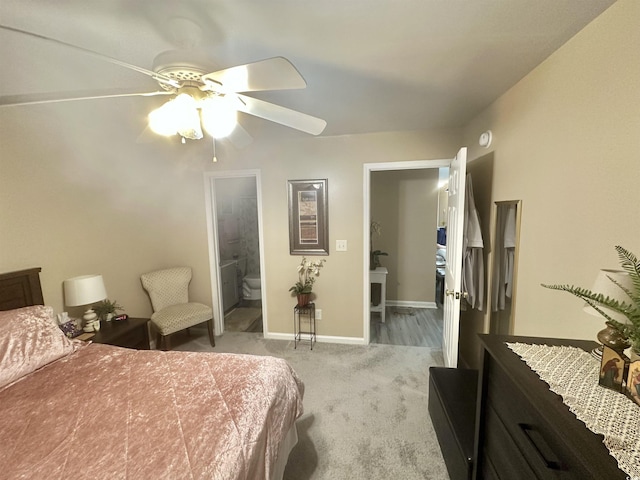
top-left (474, 335), bottom-right (627, 480)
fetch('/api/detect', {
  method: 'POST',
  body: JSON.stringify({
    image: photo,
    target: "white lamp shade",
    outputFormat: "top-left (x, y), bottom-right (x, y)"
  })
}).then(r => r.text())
top-left (583, 269), bottom-right (633, 323)
top-left (63, 275), bottom-right (107, 307)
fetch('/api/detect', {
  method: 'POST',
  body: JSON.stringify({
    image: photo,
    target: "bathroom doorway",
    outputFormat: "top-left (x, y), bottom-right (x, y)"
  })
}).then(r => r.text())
top-left (204, 171), bottom-right (266, 336)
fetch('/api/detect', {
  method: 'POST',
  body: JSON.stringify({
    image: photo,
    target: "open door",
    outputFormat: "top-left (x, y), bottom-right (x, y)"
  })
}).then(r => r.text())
top-left (443, 148), bottom-right (467, 367)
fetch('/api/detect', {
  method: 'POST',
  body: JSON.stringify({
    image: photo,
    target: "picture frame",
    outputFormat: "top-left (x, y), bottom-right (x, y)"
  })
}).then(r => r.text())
top-left (599, 346), bottom-right (625, 392)
top-left (625, 359), bottom-right (640, 406)
top-left (288, 179), bottom-right (329, 255)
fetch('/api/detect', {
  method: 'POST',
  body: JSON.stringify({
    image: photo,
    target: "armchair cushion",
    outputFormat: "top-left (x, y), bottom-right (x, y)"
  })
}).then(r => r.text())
top-left (151, 303), bottom-right (213, 336)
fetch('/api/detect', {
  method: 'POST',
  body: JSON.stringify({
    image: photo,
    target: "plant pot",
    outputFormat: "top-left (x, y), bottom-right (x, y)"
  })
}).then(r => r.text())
top-left (297, 293), bottom-right (311, 307)
top-left (597, 321), bottom-right (631, 354)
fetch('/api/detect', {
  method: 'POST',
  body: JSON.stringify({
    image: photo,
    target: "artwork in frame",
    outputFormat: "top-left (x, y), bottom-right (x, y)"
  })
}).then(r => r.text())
top-left (288, 179), bottom-right (329, 255)
top-left (626, 359), bottom-right (640, 406)
top-left (599, 346), bottom-right (625, 392)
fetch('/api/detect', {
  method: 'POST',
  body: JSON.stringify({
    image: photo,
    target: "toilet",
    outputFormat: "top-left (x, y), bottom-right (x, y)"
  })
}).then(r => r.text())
top-left (242, 273), bottom-right (262, 300)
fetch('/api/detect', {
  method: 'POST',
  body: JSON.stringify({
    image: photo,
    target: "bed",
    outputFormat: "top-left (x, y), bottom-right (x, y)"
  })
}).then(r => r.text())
top-left (0, 268), bottom-right (304, 480)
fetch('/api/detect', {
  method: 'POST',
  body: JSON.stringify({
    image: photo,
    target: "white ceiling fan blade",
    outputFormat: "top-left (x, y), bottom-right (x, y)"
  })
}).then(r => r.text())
top-left (0, 24), bottom-right (180, 89)
top-left (235, 94), bottom-right (326, 135)
top-left (226, 124), bottom-right (253, 148)
top-left (0, 88), bottom-right (174, 107)
top-left (201, 57), bottom-right (306, 93)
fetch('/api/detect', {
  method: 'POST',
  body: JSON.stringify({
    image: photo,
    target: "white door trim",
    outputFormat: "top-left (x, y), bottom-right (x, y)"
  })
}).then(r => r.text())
top-left (203, 169), bottom-right (267, 337)
top-left (363, 159), bottom-right (451, 344)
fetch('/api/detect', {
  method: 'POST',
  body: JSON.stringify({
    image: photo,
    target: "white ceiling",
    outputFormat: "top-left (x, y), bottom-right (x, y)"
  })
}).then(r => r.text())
top-left (0, 0), bottom-right (615, 141)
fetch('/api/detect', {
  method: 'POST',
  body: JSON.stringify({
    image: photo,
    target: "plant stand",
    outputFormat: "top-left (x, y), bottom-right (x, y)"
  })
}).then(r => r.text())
top-left (294, 302), bottom-right (316, 350)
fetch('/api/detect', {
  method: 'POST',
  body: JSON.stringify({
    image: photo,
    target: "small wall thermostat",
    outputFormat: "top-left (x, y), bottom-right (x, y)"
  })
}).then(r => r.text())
top-left (479, 130), bottom-right (493, 148)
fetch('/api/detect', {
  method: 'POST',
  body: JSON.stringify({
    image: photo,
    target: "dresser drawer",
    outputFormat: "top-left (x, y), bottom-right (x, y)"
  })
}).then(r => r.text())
top-left (483, 403), bottom-right (537, 480)
top-left (485, 357), bottom-right (594, 479)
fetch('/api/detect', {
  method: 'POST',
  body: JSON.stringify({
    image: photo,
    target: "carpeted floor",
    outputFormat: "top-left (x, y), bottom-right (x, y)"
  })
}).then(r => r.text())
top-left (175, 328), bottom-right (450, 480)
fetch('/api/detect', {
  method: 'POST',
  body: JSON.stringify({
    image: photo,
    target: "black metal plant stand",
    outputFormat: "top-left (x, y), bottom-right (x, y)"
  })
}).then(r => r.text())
top-left (294, 302), bottom-right (316, 350)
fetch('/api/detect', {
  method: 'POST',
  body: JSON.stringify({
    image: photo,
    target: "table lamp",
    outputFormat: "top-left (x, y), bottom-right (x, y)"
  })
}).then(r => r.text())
top-left (63, 274), bottom-right (107, 332)
top-left (583, 269), bottom-right (633, 358)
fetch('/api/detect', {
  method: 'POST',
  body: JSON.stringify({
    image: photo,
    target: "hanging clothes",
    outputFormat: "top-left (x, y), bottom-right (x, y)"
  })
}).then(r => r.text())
top-left (492, 203), bottom-right (517, 311)
top-left (462, 173), bottom-right (484, 310)
top-left (504, 204), bottom-right (517, 299)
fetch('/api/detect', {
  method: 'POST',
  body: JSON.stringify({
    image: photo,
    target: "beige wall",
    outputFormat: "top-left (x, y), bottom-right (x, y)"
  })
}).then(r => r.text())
top-left (371, 169), bottom-right (439, 303)
top-left (0, 112), bottom-right (460, 339)
top-left (211, 130), bottom-right (460, 339)
top-left (462, 0), bottom-right (640, 342)
top-left (0, 102), bottom-right (214, 321)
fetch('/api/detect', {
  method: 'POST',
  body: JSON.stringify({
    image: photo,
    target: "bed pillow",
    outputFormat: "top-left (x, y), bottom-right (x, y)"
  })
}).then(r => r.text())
top-left (0, 305), bottom-right (77, 389)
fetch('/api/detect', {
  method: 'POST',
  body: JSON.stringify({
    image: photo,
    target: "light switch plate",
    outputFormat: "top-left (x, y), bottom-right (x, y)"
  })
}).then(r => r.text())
top-left (336, 240), bottom-right (347, 251)
top-left (316, 309), bottom-right (322, 320)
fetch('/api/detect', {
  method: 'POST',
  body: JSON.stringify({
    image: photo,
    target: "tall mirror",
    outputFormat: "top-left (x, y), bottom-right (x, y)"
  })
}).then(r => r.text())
top-left (490, 200), bottom-right (522, 334)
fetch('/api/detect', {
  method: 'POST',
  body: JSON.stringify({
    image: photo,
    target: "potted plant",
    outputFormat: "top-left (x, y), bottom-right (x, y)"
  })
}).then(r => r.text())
top-left (93, 299), bottom-right (124, 322)
top-left (370, 220), bottom-right (388, 270)
top-left (542, 246), bottom-right (640, 356)
top-left (289, 257), bottom-right (326, 307)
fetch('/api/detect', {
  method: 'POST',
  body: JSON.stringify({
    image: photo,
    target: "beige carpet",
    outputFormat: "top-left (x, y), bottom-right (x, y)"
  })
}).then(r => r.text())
top-left (224, 307), bottom-right (262, 332)
top-left (176, 328), bottom-right (450, 480)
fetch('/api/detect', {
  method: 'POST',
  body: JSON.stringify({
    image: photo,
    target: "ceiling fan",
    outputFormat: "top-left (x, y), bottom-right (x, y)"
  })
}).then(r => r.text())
top-left (0, 24), bottom-right (327, 148)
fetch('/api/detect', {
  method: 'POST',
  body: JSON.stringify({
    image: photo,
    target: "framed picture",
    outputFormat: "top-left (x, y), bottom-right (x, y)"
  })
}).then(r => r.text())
top-left (288, 179), bottom-right (329, 255)
top-left (599, 346), bottom-right (625, 392)
top-left (626, 359), bottom-right (640, 406)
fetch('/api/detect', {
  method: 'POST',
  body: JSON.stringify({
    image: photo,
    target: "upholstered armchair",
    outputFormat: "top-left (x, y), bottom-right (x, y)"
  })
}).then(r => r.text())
top-left (141, 267), bottom-right (215, 350)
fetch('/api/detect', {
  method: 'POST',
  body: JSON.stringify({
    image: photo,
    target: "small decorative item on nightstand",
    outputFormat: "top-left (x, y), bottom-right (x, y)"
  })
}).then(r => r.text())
top-left (93, 299), bottom-right (124, 322)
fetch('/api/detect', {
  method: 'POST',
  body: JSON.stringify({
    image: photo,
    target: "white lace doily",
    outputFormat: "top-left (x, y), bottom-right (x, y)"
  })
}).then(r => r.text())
top-left (507, 342), bottom-right (640, 478)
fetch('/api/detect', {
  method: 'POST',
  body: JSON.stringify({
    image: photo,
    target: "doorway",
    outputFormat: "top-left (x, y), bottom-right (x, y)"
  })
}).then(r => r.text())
top-left (363, 159), bottom-right (451, 347)
top-left (204, 170), bottom-right (267, 336)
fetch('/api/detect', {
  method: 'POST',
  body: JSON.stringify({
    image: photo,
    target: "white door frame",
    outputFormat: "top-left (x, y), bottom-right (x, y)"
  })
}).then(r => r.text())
top-left (203, 169), bottom-right (267, 337)
top-left (363, 159), bottom-right (451, 344)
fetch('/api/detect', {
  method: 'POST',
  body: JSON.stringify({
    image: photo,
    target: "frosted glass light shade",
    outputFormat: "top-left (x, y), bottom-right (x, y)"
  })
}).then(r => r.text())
top-left (63, 275), bottom-right (107, 307)
top-left (201, 96), bottom-right (237, 138)
top-left (583, 269), bottom-right (633, 323)
top-left (148, 93), bottom-right (203, 140)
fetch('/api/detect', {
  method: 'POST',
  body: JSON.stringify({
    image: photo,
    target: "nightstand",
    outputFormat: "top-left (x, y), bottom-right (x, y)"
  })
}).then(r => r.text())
top-left (91, 317), bottom-right (150, 349)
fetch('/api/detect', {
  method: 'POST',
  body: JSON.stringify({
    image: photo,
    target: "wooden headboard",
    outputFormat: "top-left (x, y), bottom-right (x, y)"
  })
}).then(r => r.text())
top-left (0, 268), bottom-right (44, 311)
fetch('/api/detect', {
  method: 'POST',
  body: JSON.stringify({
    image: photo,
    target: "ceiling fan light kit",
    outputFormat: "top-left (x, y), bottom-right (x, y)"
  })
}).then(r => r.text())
top-left (0, 24), bottom-right (327, 146)
top-left (148, 89), bottom-right (238, 141)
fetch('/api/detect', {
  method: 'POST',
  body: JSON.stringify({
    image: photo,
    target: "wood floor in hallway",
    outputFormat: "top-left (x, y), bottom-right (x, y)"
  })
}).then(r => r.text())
top-left (370, 306), bottom-right (443, 348)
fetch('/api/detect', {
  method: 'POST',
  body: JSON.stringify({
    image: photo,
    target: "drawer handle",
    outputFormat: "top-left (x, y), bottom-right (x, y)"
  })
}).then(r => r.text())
top-left (518, 423), bottom-right (562, 471)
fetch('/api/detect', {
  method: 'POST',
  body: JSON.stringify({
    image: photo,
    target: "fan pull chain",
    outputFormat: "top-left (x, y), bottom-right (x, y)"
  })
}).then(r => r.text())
top-left (212, 137), bottom-right (218, 163)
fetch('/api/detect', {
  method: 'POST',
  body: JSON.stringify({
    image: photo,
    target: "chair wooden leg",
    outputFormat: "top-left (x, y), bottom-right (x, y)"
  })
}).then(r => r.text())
top-left (207, 318), bottom-right (216, 347)
top-left (156, 332), bottom-right (171, 351)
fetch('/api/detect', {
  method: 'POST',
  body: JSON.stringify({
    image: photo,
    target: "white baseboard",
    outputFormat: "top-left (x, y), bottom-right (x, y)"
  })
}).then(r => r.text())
top-left (264, 332), bottom-right (367, 345)
top-left (386, 300), bottom-right (437, 309)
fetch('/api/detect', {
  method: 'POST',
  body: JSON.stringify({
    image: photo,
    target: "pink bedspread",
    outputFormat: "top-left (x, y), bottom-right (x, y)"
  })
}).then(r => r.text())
top-left (0, 343), bottom-right (304, 479)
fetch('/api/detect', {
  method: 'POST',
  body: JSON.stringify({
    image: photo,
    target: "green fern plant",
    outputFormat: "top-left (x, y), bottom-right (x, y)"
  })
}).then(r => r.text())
top-left (541, 246), bottom-right (640, 350)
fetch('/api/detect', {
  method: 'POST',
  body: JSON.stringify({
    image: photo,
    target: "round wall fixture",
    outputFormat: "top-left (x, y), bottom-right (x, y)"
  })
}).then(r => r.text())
top-left (479, 130), bottom-right (493, 148)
